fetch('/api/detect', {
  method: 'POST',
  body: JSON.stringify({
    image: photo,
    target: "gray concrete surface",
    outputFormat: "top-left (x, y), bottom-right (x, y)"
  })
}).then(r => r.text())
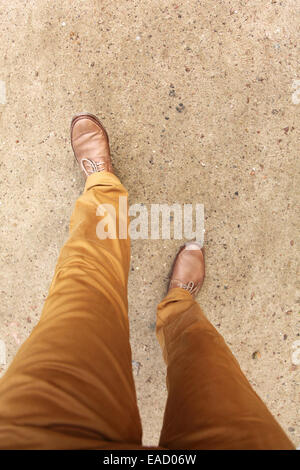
top-left (0, 0), bottom-right (299, 447)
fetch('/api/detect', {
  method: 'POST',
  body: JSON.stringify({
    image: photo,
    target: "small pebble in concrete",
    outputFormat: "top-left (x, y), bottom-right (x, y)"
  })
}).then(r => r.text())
top-left (252, 351), bottom-right (261, 360)
top-left (132, 360), bottom-right (141, 376)
top-left (176, 103), bottom-right (185, 113)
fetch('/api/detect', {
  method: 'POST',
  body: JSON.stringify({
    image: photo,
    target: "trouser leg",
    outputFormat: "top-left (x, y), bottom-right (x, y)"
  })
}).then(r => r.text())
top-left (0, 172), bottom-right (142, 449)
top-left (156, 288), bottom-right (294, 450)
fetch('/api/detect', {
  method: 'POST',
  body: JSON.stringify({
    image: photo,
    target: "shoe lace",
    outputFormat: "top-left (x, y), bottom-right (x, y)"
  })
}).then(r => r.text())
top-left (81, 158), bottom-right (106, 176)
top-left (170, 280), bottom-right (199, 295)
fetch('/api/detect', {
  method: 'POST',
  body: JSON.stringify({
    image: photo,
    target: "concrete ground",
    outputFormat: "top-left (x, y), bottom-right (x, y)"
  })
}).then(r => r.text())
top-left (0, 0), bottom-right (299, 447)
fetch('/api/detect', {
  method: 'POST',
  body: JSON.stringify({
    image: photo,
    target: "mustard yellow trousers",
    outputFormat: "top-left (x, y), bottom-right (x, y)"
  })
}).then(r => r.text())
top-left (0, 172), bottom-right (294, 449)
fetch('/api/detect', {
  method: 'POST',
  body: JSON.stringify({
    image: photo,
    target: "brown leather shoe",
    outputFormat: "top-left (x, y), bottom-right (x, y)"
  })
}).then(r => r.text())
top-left (70, 113), bottom-right (113, 176)
top-left (169, 242), bottom-right (205, 297)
